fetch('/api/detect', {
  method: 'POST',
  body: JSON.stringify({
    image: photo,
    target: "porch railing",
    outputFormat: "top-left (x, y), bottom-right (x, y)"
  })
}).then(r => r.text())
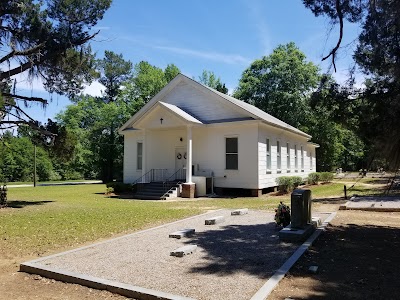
top-left (132, 168), bottom-right (169, 185)
top-left (162, 168), bottom-right (186, 198)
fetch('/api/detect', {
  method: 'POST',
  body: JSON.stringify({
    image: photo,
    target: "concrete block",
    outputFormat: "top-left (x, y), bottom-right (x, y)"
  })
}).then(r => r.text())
top-left (205, 216), bottom-right (224, 225)
top-left (311, 216), bottom-right (322, 227)
top-left (279, 223), bottom-right (316, 242)
top-left (170, 245), bottom-right (197, 257)
top-left (169, 228), bottom-right (195, 239)
top-left (231, 208), bottom-right (249, 215)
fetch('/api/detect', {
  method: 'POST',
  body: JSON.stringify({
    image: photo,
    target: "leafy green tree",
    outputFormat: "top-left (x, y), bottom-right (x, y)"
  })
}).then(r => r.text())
top-left (0, 0), bottom-right (111, 135)
top-left (58, 61), bottom-right (181, 182)
top-left (303, 0), bottom-right (400, 168)
top-left (0, 132), bottom-right (55, 182)
top-left (97, 51), bottom-right (133, 103)
top-left (234, 42), bottom-right (320, 128)
top-left (120, 62), bottom-right (181, 112)
top-left (164, 64), bottom-right (181, 82)
top-left (198, 70), bottom-right (228, 94)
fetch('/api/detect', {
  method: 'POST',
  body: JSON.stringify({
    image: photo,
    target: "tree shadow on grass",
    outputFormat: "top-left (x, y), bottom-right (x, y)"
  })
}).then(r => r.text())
top-left (183, 222), bottom-right (299, 279)
top-left (283, 223), bottom-right (400, 299)
top-left (5, 200), bottom-right (54, 208)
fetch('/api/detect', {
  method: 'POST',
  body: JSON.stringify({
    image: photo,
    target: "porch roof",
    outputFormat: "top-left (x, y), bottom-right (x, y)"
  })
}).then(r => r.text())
top-left (158, 101), bottom-right (203, 124)
top-left (120, 101), bottom-right (203, 131)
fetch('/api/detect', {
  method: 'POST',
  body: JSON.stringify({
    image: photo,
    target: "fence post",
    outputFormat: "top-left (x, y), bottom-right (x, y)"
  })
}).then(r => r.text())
top-left (344, 185), bottom-right (347, 200)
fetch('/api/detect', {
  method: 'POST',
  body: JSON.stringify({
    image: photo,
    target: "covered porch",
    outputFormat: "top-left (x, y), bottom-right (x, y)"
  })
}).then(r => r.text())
top-left (127, 101), bottom-right (203, 199)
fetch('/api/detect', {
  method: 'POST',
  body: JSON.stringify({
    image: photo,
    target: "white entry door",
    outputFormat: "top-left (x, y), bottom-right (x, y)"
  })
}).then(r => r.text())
top-left (175, 147), bottom-right (187, 171)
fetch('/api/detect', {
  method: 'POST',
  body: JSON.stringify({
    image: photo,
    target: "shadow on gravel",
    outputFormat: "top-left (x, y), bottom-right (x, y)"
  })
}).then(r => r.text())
top-left (184, 222), bottom-right (298, 278)
top-left (281, 223), bottom-right (400, 299)
top-left (5, 200), bottom-right (53, 208)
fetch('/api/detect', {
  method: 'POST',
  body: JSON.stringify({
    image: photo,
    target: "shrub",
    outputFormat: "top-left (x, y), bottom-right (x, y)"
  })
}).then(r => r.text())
top-left (105, 187), bottom-right (114, 195)
top-left (106, 182), bottom-right (131, 193)
top-left (292, 176), bottom-right (303, 188)
top-left (274, 201), bottom-right (291, 226)
top-left (319, 172), bottom-right (334, 183)
top-left (276, 176), bottom-right (295, 193)
top-left (307, 172), bottom-right (320, 185)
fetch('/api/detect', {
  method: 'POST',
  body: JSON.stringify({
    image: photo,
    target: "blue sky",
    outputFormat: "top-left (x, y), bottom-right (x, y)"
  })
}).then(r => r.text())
top-left (16, 0), bottom-right (361, 124)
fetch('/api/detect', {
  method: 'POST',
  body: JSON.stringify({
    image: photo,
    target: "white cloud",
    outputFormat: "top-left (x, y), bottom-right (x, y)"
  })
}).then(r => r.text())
top-left (155, 46), bottom-right (251, 65)
top-left (83, 80), bottom-right (105, 97)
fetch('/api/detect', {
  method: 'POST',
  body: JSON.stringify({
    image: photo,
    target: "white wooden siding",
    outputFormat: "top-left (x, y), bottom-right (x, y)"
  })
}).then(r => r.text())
top-left (258, 123), bottom-right (316, 189)
top-left (162, 82), bottom-right (246, 122)
top-left (123, 131), bottom-right (143, 183)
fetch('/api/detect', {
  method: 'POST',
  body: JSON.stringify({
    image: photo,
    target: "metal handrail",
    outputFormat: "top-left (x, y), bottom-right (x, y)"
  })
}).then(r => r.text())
top-left (133, 169), bottom-right (169, 194)
top-left (162, 169), bottom-right (186, 197)
top-left (163, 168), bottom-right (186, 183)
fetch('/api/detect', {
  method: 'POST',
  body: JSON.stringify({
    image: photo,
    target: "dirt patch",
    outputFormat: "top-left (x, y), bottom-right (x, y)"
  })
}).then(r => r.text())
top-left (0, 258), bottom-right (128, 300)
top-left (268, 210), bottom-right (400, 300)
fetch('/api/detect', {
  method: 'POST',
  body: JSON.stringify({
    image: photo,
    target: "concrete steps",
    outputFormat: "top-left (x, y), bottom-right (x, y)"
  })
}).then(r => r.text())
top-left (133, 182), bottom-right (180, 200)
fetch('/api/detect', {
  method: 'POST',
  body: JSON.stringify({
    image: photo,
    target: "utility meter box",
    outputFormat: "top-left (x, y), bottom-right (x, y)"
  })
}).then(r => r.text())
top-left (291, 189), bottom-right (312, 229)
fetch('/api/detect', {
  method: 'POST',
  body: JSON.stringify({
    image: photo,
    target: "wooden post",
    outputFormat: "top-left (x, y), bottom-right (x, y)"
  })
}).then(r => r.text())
top-left (344, 185), bottom-right (347, 200)
top-left (34, 145), bottom-right (37, 187)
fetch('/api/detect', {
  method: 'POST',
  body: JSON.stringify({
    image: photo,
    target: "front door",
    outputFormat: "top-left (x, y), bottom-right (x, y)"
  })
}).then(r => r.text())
top-left (175, 147), bottom-right (187, 171)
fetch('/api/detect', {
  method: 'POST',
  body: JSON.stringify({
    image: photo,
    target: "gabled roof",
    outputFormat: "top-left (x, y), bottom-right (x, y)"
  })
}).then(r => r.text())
top-left (119, 74), bottom-right (311, 138)
top-left (158, 102), bottom-right (202, 124)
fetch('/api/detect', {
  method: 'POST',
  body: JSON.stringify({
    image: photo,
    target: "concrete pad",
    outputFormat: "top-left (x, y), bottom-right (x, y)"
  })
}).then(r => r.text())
top-left (339, 196), bottom-right (400, 212)
top-left (168, 228), bottom-right (195, 239)
top-left (231, 208), bottom-right (249, 215)
top-left (205, 215), bottom-right (224, 225)
top-left (170, 245), bottom-right (197, 257)
top-left (279, 224), bottom-right (316, 242)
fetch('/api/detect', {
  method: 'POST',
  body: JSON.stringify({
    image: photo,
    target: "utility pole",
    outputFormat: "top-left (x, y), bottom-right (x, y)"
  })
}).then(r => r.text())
top-left (34, 145), bottom-right (37, 187)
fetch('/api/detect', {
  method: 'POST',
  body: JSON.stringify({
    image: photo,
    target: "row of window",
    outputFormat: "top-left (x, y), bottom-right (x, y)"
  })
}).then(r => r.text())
top-left (224, 137), bottom-right (313, 171)
top-left (136, 138), bottom-right (313, 172)
top-left (266, 138), bottom-right (312, 173)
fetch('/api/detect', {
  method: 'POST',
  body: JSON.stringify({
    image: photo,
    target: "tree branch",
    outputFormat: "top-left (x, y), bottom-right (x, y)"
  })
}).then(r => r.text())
top-left (0, 120), bottom-right (56, 136)
top-left (0, 42), bottom-right (46, 64)
top-left (3, 93), bottom-right (48, 104)
top-left (0, 60), bottom-right (38, 80)
top-left (322, 0), bottom-right (344, 72)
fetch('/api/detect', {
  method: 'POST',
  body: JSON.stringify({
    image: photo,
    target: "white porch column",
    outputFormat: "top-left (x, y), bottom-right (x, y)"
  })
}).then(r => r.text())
top-left (142, 129), bottom-right (146, 181)
top-left (186, 125), bottom-right (193, 183)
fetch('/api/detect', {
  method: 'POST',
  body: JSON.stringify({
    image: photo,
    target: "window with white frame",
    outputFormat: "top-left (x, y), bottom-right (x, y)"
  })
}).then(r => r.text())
top-left (294, 144), bottom-right (298, 172)
top-left (137, 142), bottom-right (143, 170)
top-left (226, 137), bottom-right (238, 170)
top-left (301, 146), bottom-right (304, 171)
top-left (286, 142), bottom-right (291, 172)
top-left (266, 138), bottom-right (271, 173)
top-left (277, 140), bottom-right (281, 171)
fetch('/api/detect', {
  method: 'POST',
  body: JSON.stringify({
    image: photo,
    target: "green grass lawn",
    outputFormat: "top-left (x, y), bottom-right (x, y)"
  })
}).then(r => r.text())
top-left (0, 181), bottom-right (384, 258)
top-left (5, 179), bottom-right (101, 186)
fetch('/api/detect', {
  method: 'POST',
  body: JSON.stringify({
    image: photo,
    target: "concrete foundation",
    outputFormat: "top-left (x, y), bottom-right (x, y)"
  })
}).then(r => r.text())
top-left (181, 183), bottom-right (195, 198)
top-left (251, 189), bottom-right (262, 197)
top-left (278, 223), bottom-right (316, 242)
